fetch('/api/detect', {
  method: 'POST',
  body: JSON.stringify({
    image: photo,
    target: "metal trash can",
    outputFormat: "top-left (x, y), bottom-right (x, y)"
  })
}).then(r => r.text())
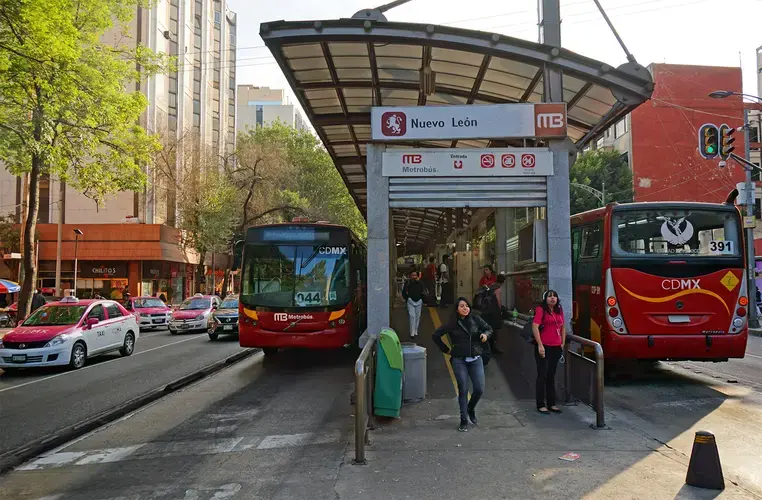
top-left (401, 343), bottom-right (427, 403)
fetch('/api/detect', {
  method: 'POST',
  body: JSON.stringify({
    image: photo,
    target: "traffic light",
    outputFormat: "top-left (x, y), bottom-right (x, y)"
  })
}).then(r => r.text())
top-left (719, 124), bottom-right (736, 160)
top-left (699, 124), bottom-right (719, 159)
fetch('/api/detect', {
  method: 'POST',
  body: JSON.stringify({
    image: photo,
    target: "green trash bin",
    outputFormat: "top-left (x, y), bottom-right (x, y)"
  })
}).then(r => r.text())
top-left (374, 328), bottom-right (404, 418)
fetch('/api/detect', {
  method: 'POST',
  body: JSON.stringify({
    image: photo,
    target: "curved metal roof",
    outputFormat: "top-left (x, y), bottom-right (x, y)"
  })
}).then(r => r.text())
top-left (260, 17), bottom-right (653, 251)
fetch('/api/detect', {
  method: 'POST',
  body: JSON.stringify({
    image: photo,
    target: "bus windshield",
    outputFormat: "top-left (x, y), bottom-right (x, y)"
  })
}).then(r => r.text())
top-left (612, 209), bottom-right (741, 258)
top-left (241, 243), bottom-right (351, 308)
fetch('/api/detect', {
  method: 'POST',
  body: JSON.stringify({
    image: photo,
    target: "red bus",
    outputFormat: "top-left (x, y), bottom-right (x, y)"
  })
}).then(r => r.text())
top-left (571, 200), bottom-right (748, 362)
top-left (238, 221), bottom-right (367, 356)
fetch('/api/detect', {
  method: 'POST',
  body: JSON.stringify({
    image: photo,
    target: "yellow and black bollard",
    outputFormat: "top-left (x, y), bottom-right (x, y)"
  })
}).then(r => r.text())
top-left (685, 430), bottom-right (724, 490)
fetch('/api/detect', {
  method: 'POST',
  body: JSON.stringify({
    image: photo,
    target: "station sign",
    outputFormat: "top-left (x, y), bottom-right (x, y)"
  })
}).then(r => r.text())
top-left (371, 103), bottom-right (567, 141)
top-left (382, 148), bottom-right (553, 177)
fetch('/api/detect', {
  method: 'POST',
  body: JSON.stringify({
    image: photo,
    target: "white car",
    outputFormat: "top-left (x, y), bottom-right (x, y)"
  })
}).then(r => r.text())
top-left (0, 297), bottom-right (140, 371)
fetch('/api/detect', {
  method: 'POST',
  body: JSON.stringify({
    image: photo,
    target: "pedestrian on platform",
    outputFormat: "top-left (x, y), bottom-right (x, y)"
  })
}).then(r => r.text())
top-left (423, 256), bottom-right (438, 306)
top-left (439, 255), bottom-right (453, 308)
top-left (432, 297), bottom-right (492, 432)
top-left (402, 270), bottom-right (426, 338)
top-left (532, 290), bottom-right (566, 415)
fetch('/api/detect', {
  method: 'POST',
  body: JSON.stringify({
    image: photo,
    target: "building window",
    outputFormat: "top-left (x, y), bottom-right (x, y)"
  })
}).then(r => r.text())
top-left (38, 175), bottom-right (50, 224)
top-left (615, 119), bottom-right (626, 139)
top-left (751, 125), bottom-right (760, 143)
top-left (256, 105), bottom-right (263, 127)
top-left (214, 10), bottom-right (221, 25)
top-left (753, 163), bottom-right (761, 182)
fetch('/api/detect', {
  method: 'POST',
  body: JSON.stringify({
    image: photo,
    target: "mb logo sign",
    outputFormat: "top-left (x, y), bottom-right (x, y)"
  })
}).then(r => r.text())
top-left (536, 113), bottom-right (564, 129)
top-left (402, 154), bottom-right (422, 164)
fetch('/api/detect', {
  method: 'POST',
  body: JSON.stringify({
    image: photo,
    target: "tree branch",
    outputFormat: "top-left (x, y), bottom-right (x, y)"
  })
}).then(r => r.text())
top-left (244, 205), bottom-right (306, 226)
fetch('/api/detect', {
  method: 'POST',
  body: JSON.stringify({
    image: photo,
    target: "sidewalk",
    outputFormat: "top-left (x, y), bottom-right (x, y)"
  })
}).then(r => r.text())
top-left (335, 307), bottom-right (759, 499)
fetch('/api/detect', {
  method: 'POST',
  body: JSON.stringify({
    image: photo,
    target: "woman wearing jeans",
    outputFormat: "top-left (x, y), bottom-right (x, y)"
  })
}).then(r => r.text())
top-left (433, 297), bottom-right (492, 432)
top-left (532, 290), bottom-right (566, 414)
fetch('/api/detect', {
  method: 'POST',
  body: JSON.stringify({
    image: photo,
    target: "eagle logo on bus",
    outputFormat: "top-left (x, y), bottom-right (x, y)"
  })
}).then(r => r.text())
top-left (660, 216), bottom-right (694, 245)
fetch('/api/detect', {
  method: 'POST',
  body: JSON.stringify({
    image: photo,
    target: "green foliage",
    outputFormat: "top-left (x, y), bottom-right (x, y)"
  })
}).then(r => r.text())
top-left (570, 149), bottom-right (634, 215)
top-left (0, 214), bottom-right (20, 253)
top-left (234, 122), bottom-right (367, 240)
top-left (0, 0), bottom-right (167, 199)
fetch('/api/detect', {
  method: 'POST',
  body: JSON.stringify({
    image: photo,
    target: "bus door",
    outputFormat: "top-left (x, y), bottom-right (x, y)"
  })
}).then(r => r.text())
top-left (575, 222), bottom-right (604, 344)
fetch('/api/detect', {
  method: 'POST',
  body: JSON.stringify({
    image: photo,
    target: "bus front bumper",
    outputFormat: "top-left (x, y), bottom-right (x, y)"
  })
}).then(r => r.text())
top-left (604, 329), bottom-right (748, 361)
top-left (239, 327), bottom-right (352, 349)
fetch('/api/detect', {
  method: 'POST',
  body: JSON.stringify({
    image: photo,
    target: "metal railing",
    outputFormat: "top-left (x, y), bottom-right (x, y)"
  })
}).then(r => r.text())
top-left (564, 333), bottom-right (606, 429)
top-left (506, 314), bottom-right (606, 429)
top-left (353, 333), bottom-right (377, 465)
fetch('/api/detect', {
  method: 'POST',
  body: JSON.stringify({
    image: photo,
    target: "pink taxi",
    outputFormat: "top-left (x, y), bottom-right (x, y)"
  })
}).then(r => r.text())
top-left (123, 296), bottom-right (172, 330)
top-left (0, 297), bottom-right (139, 372)
top-left (168, 294), bottom-right (221, 334)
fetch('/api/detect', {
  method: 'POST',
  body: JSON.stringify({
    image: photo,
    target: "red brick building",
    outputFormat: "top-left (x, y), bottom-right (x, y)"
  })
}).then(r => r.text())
top-left (598, 63), bottom-right (747, 203)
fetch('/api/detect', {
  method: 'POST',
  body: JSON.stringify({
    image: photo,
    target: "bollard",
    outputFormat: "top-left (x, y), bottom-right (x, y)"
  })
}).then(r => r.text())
top-left (685, 430), bottom-right (724, 490)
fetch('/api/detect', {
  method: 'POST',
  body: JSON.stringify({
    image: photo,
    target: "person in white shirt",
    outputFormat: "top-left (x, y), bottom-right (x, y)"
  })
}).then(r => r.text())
top-left (439, 255), bottom-right (453, 307)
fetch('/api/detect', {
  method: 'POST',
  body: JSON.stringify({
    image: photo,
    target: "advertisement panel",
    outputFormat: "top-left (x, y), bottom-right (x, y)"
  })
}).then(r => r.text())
top-left (382, 149), bottom-right (553, 177)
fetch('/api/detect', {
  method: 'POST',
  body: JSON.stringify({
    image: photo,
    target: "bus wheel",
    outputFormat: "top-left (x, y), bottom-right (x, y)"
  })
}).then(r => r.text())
top-left (262, 348), bottom-right (278, 357)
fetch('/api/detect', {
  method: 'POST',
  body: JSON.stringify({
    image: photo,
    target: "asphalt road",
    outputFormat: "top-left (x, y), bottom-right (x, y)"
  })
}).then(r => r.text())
top-left (602, 335), bottom-right (762, 491)
top-left (0, 349), bottom-right (355, 500)
top-left (0, 328), bottom-right (244, 455)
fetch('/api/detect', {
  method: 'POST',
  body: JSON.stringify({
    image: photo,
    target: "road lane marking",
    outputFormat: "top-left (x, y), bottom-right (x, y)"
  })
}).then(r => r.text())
top-left (0, 335), bottom-right (207, 393)
top-left (17, 432), bottom-right (343, 471)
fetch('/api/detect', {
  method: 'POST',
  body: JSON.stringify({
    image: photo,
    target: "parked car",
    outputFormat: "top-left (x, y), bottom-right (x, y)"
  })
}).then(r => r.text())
top-left (168, 294), bottom-right (221, 334)
top-left (0, 296), bottom-right (139, 371)
top-left (208, 295), bottom-right (239, 341)
top-left (5, 296), bottom-right (61, 327)
top-left (123, 296), bottom-right (172, 330)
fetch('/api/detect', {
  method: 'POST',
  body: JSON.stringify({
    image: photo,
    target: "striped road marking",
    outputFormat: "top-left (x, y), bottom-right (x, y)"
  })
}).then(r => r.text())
top-left (16, 432), bottom-right (343, 471)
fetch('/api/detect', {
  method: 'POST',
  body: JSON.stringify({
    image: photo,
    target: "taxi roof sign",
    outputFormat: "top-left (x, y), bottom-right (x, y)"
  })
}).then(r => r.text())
top-left (60, 296), bottom-right (79, 303)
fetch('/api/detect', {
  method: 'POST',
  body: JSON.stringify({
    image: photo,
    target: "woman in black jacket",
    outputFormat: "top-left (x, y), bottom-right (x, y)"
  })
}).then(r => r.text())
top-left (432, 297), bottom-right (492, 432)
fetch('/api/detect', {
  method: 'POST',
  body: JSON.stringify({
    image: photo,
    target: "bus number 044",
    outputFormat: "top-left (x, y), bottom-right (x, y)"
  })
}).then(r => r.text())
top-left (296, 292), bottom-right (321, 304)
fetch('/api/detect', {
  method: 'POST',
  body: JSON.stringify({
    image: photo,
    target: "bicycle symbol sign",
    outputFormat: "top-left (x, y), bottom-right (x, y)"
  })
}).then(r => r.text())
top-left (521, 153), bottom-right (536, 168)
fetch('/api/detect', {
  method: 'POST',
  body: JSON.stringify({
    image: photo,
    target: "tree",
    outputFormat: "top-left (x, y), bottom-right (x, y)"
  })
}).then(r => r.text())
top-left (570, 149), bottom-right (634, 215)
top-left (0, 0), bottom-right (167, 316)
top-left (0, 214), bottom-right (20, 254)
top-left (154, 131), bottom-right (238, 294)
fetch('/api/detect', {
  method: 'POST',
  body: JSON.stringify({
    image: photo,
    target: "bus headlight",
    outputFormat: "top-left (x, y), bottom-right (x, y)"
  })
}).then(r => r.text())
top-left (612, 318), bottom-right (623, 329)
top-left (733, 318), bottom-right (743, 328)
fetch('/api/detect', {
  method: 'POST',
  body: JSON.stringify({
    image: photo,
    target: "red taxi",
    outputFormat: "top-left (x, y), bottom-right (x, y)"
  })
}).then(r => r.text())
top-left (0, 297), bottom-right (139, 372)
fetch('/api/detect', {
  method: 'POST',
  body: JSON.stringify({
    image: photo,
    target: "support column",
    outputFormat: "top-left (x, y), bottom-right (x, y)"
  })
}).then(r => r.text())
top-left (541, 0), bottom-right (572, 329)
top-left (366, 144), bottom-right (391, 335)
top-left (495, 208), bottom-right (516, 308)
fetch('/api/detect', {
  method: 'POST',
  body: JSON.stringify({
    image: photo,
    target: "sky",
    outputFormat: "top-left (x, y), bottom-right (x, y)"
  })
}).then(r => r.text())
top-left (229, 0), bottom-right (762, 107)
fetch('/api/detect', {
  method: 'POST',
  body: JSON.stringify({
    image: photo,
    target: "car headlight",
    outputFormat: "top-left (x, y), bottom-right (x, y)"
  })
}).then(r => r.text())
top-left (0, 338), bottom-right (4, 348)
top-left (45, 334), bottom-right (71, 347)
top-left (195, 314), bottom-right (205, 321)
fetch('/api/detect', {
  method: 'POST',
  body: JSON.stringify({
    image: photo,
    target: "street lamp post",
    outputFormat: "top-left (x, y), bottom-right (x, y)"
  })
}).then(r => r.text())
top-left (708, 90), bottom-right (762, 328)
top-left (73, 228), bottom-right (83, 297)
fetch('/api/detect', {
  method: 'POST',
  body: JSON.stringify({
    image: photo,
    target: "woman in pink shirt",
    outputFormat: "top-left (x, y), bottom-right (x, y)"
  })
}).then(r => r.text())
top-left (531, 290), bottom-right (566, 414)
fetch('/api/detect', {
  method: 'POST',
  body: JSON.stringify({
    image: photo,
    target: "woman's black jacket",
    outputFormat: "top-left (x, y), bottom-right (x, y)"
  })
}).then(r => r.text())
top-left (432, 313), bottom-right (492, 358)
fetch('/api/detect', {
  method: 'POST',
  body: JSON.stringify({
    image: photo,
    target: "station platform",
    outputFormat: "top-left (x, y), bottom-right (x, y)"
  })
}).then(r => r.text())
top-left (336, 306), bottom-right (756, 499)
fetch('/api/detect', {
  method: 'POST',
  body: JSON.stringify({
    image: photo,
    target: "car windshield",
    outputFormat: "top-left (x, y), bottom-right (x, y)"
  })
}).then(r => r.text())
top-left (133, 298), bottom-right (165, 308)
top-left (179, 298), bottom-right (210, 310)
top-left (613, 209), bottom-right (741, 257)
top-left (23, 305), bottom-right (88, 326)
top-left (220, 298), bottom-right (238, 309)
top-left (241, 243), bottom-right (351, 308)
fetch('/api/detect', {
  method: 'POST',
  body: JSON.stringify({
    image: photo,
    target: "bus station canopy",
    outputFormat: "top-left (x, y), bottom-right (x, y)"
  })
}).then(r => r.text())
top-left (260, 18), bottom-right (654, 250)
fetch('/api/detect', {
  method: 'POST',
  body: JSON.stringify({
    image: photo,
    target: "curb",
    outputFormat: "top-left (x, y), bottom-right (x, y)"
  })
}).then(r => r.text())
top-left (750, 329), bottom-right (762, 338)
top-left (0, 348), bottom-right (259, 474)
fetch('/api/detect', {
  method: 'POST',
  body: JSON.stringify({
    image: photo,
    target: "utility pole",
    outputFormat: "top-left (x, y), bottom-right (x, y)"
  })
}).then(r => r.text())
top-left (743, 109), bottom-right (759, 327)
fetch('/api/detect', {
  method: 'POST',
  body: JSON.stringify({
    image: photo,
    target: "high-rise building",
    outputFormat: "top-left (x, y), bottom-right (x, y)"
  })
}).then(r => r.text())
top-left (0, 0), bottom-right (238, 300)
top-left (236, 85), bottom-right (309, 133)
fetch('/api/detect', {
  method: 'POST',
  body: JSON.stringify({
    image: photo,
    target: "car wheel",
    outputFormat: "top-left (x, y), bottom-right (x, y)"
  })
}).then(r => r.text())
top-left (120, 332), bottom-right (136, 356)
top-left (208, 332), bottom-right (219, 341)
top-left (262, 348), bottom-right (278, 357)
top-left (69, 341), bottom-right (87, 370)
